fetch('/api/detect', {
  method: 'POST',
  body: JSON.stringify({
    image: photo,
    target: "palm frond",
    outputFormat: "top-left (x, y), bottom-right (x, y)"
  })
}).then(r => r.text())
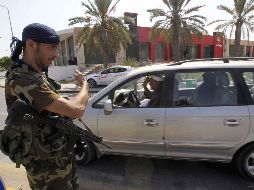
top-left (82, 0), bottom-right (100, 17)
top-left (183, 0), bottom-right (192, 8)
top-left (147, 9), bottom-right (167, 21)
top-left (108, 0), bottom-right (120, 14)
top-left (184, 5), bottom-right (205, 15)
top-left (217, 5), bottom-right (234, 15)
top-left (207, 19), bottom-right (228, 26)
top-left (69, 17), bottom-right (88, 26)
top-left (162, 0), bottom-right (173, 11)
top-left (246, 0), bottom-right (254, 8)
top-left (243, 5), bottom-right (254, 17)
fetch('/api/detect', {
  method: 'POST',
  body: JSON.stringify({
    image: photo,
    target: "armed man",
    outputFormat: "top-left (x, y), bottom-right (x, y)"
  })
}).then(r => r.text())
top-left (2, 23), bottom-right (89, 189)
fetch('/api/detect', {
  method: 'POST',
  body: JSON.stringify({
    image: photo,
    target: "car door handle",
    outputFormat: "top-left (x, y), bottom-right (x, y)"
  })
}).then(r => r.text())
top-left (143, 119), bottom-right (159, 127)
top-left (224, 119), bottom-right (240, 127)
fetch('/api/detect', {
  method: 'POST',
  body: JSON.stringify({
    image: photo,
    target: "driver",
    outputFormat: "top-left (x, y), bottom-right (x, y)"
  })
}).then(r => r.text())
top-left (141, 75), bottom-right (164, 107)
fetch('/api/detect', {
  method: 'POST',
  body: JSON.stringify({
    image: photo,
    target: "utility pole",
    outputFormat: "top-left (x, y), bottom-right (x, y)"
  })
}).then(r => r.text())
top-left (0, 5), bottom-right (14, 38)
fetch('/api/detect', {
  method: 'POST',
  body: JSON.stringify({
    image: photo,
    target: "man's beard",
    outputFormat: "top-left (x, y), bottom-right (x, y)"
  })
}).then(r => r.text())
top-left (35, 45), bottom-right (48, 71)
top-left (35, 60), bottom-right (47, 71)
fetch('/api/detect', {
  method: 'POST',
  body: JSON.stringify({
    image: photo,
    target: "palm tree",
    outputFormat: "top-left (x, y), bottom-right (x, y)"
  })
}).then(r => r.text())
top-left (69, 0), bottom-right (132, 67)
top-left (147, 0), bottom-right (207, 61)
top-left (209, 0), bottom-right (254, 57)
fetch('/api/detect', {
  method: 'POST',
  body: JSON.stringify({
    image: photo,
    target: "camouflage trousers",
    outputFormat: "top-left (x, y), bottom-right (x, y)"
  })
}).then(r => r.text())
top-left (24, 155), bottom-right (78, 190)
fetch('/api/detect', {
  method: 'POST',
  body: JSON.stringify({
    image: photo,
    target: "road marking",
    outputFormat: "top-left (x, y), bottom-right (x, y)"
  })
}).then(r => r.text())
top-left (6, 187), bottom-right (16, 190)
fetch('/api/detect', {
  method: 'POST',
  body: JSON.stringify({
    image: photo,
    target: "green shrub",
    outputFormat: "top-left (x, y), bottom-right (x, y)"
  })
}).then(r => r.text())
top-left (0, 56), bottom-right (12, 70)
top-left (122, 57), bottom-right (139, 68)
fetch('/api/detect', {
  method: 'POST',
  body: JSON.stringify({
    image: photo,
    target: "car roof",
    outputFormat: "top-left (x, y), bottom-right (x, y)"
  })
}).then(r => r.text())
top-left (129, 58), bottom-right (254, 76)
top-left (108, 65), bottom-right (132, 69)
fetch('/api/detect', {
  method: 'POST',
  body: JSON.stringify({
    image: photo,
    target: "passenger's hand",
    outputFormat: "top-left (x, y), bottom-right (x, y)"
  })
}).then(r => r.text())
top-left (75, 69), bottom-right (87, 87)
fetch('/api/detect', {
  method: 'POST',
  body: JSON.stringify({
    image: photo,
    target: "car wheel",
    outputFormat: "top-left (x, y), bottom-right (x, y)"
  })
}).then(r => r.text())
top-left (87, 79), bottom-right (97, 88)
top-left (74, 138), bottom-right (96, 165)
top-left (235, 144), bottom-right (254, 180)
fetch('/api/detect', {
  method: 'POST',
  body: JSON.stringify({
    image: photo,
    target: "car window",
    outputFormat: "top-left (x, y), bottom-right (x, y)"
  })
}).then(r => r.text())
top-left (93, 72), bottom-right (167, 108)
top-left (106, 68), bottom-right (119, 73)
top-left (93, 77), bottom-right (145, 108)
top-left (119, 68), bottom-right (127, 72)
top-left (101, 69), bottom-right (108, 74)
top-left (243, 72), bottom-right (254, 100)
top-left (112, 77), bottom-right (146, 107)
top-left (96, 95), bottom-right (109, 107)
top-left (173, 70), bottom-right (238, 107)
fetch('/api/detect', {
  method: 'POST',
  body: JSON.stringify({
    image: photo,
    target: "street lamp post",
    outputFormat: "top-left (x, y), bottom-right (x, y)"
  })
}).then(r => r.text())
top-left (0, 5), bottom-right (14, 38)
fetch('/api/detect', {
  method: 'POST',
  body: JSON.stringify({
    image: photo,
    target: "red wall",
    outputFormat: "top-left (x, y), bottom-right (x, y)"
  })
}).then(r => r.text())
top-left (137, 27), bottom-right (224, 61)
top-left (213, 36), bottom-right (224, 58)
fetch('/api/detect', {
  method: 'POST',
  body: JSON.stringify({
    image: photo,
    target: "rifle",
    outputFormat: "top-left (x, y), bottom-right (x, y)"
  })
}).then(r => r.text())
top-left (5, 99), bottom-right (111, 154)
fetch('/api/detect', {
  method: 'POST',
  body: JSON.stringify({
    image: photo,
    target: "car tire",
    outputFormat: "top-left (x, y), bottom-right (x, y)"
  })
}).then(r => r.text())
top-left (87, 79), bottom-right (97, 88)
top-left (235, 144), bottom-right (254, 181)
top-left (75, 138), bottom-right (96, 165)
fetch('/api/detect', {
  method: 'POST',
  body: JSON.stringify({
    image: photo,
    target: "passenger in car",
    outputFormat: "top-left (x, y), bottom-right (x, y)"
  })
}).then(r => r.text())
top-left (193, 72), bottom-right (217, 105)
top-left (141, 75), bottom-right (164, 107)
top-left (214, 72), bottom-right (234, 105)
top-left (215, 72), bottom-right (231, 105)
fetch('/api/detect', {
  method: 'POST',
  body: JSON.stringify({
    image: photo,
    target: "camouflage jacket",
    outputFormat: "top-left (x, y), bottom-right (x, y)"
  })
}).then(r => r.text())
top-left (1, 60), bottom-right (67, 167)
top-left (5, 59), bottom-right (60, 113)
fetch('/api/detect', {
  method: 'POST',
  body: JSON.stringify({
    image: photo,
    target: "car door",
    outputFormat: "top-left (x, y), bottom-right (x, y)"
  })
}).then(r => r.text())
top-left (95, 75), bottom-right (166, 156)
top-left (98, 69), bottom-right (109, 85)
top-left (164, 70), bottom-right (250, 160)
top-left (113, 67), bottom-right (128, 80)
top-left (107, 68), bottom-right (119, 84)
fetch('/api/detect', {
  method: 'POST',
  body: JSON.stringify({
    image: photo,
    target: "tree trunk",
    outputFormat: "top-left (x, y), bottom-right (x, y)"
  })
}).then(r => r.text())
top-left (102, 53), bottom-right (108, 68)
top-left (234, 22), bottom-right (242, 57)
top-left (172, 39), bottom-right (180, 62)
top-left (171, 14), bottom-right (181, 62)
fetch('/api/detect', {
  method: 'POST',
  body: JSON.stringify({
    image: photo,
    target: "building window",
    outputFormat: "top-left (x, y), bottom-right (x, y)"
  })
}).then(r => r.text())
top-left (67, 37), bottom-right (75, 63)
top-left (185, 45), bottom-right (198, 59)
top-left (203, 45), bottom-right (214, 58)
top-left (139, 43), bottom-right (149, 62)
top-left (246, 46), bottom-right (251, 57)
top-left (60, 41), bottom-right (67, 66)
top-left (155, 43), bottom-right (164, 62)
top-left (190, 45), bottom-right (198, 59)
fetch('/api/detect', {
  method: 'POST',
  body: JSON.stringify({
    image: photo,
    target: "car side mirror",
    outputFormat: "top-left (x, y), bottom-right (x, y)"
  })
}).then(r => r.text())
top-left (104, 99), bottom-right (113, 115)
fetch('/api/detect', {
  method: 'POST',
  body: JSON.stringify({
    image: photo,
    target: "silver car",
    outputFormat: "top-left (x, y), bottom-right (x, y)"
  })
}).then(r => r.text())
top-left (76, 58), bottom-right (254, 180)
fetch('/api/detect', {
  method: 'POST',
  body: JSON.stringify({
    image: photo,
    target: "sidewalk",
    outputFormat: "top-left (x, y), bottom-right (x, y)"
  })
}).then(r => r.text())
top-left (0, 162), bottom-right (29, 190)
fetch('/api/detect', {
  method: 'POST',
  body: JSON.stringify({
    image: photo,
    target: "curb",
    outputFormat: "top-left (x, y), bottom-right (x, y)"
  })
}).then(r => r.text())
top-left (0, 163), bottom-right (30, 190)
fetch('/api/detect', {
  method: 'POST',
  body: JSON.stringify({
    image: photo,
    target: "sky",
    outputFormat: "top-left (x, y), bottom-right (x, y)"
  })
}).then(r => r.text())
top-left (0, 0), bottom-right (241, 57)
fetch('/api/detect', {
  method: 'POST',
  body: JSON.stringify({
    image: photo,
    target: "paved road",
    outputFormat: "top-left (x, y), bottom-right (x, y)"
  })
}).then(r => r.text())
top-left (0, 87), bottom-right (254, 189)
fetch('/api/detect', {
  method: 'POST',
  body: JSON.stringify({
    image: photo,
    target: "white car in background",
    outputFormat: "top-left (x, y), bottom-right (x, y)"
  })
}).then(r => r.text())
top-left (85, 65), bottom-right (133, 87)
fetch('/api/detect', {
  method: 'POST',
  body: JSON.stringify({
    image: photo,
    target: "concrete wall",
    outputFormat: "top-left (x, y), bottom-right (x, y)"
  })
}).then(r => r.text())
top-left (59, 27), bottom-right (126, 66)
top-left (48, 65), bottom-right (78, 81)
top-left (224, 39), bottom-right (254, 57)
